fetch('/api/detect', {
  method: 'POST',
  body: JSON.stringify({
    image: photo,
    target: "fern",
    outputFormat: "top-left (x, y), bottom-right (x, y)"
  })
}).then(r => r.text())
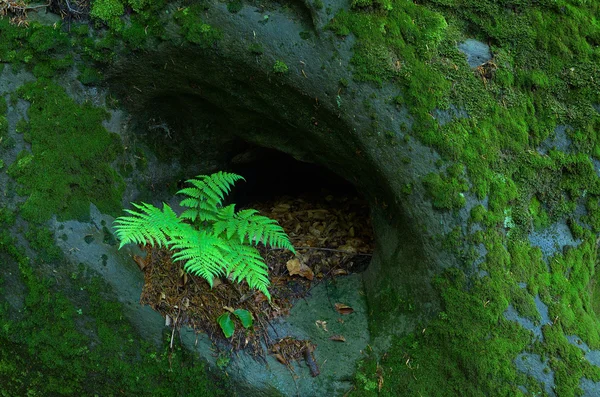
top-left (113, 172), bottom-right (295, 300)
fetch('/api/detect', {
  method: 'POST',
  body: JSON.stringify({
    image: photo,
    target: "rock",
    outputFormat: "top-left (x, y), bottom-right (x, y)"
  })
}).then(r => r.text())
top-left (458, 39), bottom-right (492, 68)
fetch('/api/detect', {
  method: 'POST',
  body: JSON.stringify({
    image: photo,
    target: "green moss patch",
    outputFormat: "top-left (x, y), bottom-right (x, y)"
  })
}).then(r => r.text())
top-left (423, 163), bottom-right (468, 210)
top-left (7, 80), bottom-right (124, 223)
top-left (0, 228), bottom-right (227, 396)
top-left (174, 5), bottom-right (222, 48)
top-left (0, 19), bottom-right (72, 78)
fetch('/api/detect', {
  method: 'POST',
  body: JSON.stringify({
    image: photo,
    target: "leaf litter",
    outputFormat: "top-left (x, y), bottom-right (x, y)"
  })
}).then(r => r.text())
top-left (135, 191), bottom-right (373, 372)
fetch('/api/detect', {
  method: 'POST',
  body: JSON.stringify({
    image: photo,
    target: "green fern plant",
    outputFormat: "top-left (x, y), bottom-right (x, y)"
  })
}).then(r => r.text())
top-left (113, 171), bottom-right (295, 300)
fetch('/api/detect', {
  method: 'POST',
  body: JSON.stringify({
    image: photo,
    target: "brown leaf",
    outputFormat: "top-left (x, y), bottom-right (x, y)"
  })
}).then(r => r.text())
top-left (335, 303), bottom-right (354, 315)
top-left (133, 255), bottom-right (146, 271)
top-left (329, 335), bottom-right (346, 342)
top-left (274, 203), bottom-right (291, 212)
top-left (254, 292), bottom-right (268, 303)
top-left (273, 353), bottom-right (288, 365)
top-left (286, 258), bottom-right (314, 280)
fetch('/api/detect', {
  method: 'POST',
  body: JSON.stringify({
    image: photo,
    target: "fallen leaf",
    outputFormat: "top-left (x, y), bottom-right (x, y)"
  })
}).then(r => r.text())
top-left (335, 303), bottom-right (354, 315)
top-left (337, 244), bottom-right (357, 253)
top-left (274, 353), bottom-right (287, 365)
top-left (272, 204), bottom-right (291, 213)
top-left (329, 335), bottom-right (346, 342)
top-left (332, 269), bottom-right (349, 276)
top-left (133, 255), bottom-right (146, 271)
top-left (286, 258), bottom-right (314, 280)
top-left (254, 292), bottom-right (268, 303)
top-left (315, 320), bottom-right (328, 332)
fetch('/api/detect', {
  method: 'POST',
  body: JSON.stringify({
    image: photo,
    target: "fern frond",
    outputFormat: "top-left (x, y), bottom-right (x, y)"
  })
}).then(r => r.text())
top-left (177, 172), bottom-right (244, 222)
top-left (213, 209), bottom-right (296, 253)
top-left (225, 242), bottom-right (271, 300)
top-left (169, 230), bottom-right (231, 287)
top-left (113, 202), bottom-right (186, 249)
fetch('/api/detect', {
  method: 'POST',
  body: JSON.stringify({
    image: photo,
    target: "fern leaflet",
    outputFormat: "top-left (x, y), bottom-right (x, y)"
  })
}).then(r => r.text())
top-left (113, 172), bottom-right (294, 301)
top-left (113, 202), bottom-right (184, 249)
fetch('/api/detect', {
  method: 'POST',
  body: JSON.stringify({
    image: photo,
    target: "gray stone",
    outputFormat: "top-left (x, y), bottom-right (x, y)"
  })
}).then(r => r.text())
top-left (458, 39), bottom-right (492, 68)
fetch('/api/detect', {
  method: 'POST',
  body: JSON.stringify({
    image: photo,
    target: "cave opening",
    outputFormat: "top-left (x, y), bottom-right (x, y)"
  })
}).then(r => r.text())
top-left (227, 145), bottom-right (360, 207)
top-left (135, 93), bottom-right (376, 273)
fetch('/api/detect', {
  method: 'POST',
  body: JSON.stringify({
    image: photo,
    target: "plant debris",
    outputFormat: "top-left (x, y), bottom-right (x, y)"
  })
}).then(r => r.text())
top-left (135, 191), bottom-right (373, 367)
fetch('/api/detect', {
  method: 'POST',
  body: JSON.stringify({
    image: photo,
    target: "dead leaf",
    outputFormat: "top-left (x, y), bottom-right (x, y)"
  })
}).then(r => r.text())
top-left (274, 353), bottom-right (288, 365)
top-left (315, 320), bottom-right (328, 332)
top-left (223, 306), bottom-right (235, 313)
top-left (329, 335), bottom-right (346, 342)
top-left (332, 269), bottom-right (349, 276)
top-left (254, 292), bottom-right (268, 303)
top-left (133, 255), bottom-right (146, 271)
top-left (272, 204), bottom-right (291, 213)
top-left (335, 303), bottom-right (354, 315)
top-left (337, 244), bottom-right (357, 253)
top-left (309, 225), bottom-right (322, 237)
top-left (286, 258), bottom-right (314, 280)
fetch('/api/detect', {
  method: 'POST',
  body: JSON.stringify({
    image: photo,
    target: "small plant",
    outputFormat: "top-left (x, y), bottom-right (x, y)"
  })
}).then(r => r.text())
top-left (114, 172), bottom-right (295, 299)
top-left (216, 353), bottom-right (231, 369)
top-left (273, 60), bottom-right (289, 74)
top-left (217, 307), bottom-right (253, 338)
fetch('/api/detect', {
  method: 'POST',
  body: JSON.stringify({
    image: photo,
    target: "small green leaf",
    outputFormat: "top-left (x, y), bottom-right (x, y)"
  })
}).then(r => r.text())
top-left (217, 313), bottom-right (235, 338)
top-left (233, 309), bottom-right (253, 329)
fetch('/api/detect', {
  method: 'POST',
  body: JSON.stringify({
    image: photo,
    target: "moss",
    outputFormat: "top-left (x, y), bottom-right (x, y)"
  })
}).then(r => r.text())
top-left (0, 96), bottom-right (6, 115)
top-left (175, 5), bottom-right (222, 48)
top-left (78, 66), bottom-right (104, 86)
top-left (0, 227), bottom-right (228, 396)
top-left (273, 60), bottom-right (289, 74)
top-left (227, 0), bottom-right (243, 14)
top-left (0, 20), bottom-right (72, 78)
top-left (423, 163), bottom-right (468, 210)
top-left (7, 80), bottom-right (124, 223)
top-left (529, 196), bottom-right (550, 230)
top-left (90, 0), bottom-right (125, 30)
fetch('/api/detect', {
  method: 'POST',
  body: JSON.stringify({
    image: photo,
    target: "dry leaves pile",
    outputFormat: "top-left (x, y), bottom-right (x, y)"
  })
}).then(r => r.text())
top-left (136, 191), bottom-right (374, 362)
